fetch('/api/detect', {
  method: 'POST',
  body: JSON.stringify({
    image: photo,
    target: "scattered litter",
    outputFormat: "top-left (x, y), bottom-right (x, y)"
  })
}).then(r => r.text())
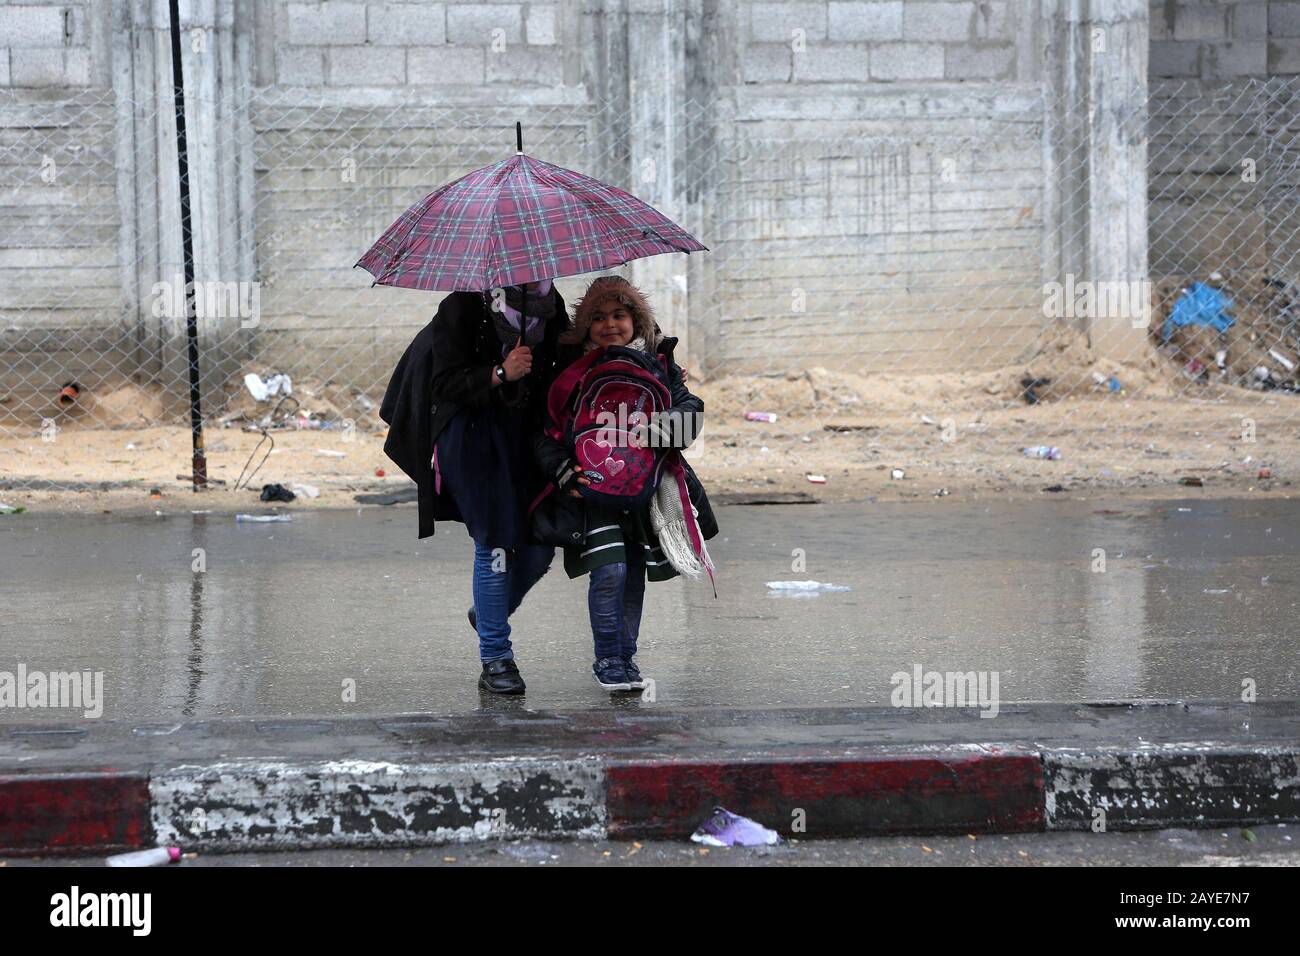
top-left (920, 414), bottom-right (935, 425)
top-left (58, 381), bottom-right (82, 407)
top-left (243, 372), bottom-right (293, 402)
top-left (934, 487), bottom-right (949, 497)
top-left (690, 806), bottom-right (780, 848)
top-left (1203, 588), bottom-right (1232, 595)
top-left (823, 422), bottom-right (878, 433)
top-left (1043, 484), bottom-right (1065, 493)
top-left (0, 502), bottom-right (25, 515)
top-left (288, 482), bottom-right (319, 499)
top-left (1178, 476), bottom-right (1204, 487)
top-left (374, 467), bottom-right (386, 478)
top-left (260, 483), bottom-right (296, 503)
top-left (106, 847), bottom-right (181, 868)
top-left (1020, 376), bottom-right (1051, 404)
top-left (1258, 467), bottom-right (1272, 479)
top-left (765, 580), bottom-right (851, 592)
top-left (890, 468), bottom-right (905, 480)
top-left (805, 474), bottom-right (827, 484)
top-left (1022, 446), bottom-right (1061, 460)
top-left (235, 513), bottom-right (291, 523)
top-left (744, 411), bottom-right (778, 423)
top-left (1268, 349), bottom-right (1295, 372)
top-left (1163, 282), bottom-right (1234, 341)
top-left (316, 450), bottom-right (347, 458)
top-left (126, 442), bottom-right (136, 450)
top-left (1177, 507), bottom-right (1192, 512)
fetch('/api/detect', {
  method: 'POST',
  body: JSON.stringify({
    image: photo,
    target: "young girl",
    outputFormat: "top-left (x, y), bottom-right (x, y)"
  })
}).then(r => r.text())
top-left (535, 276), bottom-right (718, 692)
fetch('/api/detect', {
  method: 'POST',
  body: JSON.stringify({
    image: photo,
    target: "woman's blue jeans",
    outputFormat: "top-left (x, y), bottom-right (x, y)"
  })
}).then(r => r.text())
top-left (472, 542), bottom-right (554, 662)
top-left (587, 547), bottom-right (647, 661)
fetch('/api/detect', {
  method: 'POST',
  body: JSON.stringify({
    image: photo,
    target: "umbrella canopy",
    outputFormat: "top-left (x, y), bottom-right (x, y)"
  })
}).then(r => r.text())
top-left (355, 149), bottom-right (707, 292)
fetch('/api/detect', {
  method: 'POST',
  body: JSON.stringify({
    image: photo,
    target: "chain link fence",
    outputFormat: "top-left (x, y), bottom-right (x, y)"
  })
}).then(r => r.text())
top-left (1, 77), bottom-right (1297, 500)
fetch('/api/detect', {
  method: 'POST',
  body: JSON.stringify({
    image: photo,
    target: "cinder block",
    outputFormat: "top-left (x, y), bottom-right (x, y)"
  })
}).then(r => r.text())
top-left (447, 4), bottom-right (523, 44)
top-left (945, 43), bottom-right (1015, 79)
top-left (0, 5), bottom-right (66, 47)
top-left (750, 3), bottom-right (828, 44)
top-left (485, 46), bottom-right (563, 85)
top-left (870, 42), bottom-right (944, 79)
top-left (1268, 39), bottom-right (1300, 73)
top-left (1149, 40), bottom-right (1199, 77)
top-left (409, 47), bottom-right (486, 83)
top-left (1150, 2), bottom-right (1175, 40)
top-left (828, 2), bottom-right (902, 41)
top-left (526, 4), bottom-right (557, 44)
top-left (367, 3), bottom-right (446, 45)
top-left (903, 2), bottom-right (974, 43)
top-left (973, 0), bottom-right (1011, 40)
top-left (793, 43), bottom-right (869, 81)
top-left (743, 43), bottom-right (793, 82)
top-left (1211, 40), bottom-right (1267, 76)
top-left (9, 49), bottom-right (78, 87)
top-left (1173, 4), bottom-right (1225, 41)
top-left (1230, 2), bottom-right (1268, 39)
top-left (276, 47), bottom-right (325, 85)
top-left (327, 46), bottom-right (406, 85)
top-left (1271, 2), bottom-right (1300, 38)
top-left (286, 2), bottom-right (367, 45)
top-left (64, 47), bottom-right (88, 85)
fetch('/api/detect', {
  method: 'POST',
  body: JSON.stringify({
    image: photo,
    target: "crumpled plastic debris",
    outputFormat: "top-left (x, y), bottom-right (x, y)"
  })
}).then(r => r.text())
top-left (690, 806), bottom-right (780, 848)
top-left (235, 513), bottom-right (291, 523)
top-left (243, 372), bottom-right (293, 402)
top-left (765, 580), bottom-right (851, 592)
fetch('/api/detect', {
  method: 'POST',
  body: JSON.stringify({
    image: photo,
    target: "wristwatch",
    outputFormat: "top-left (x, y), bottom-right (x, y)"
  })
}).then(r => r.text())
top-left (494, 364), bottom-right (507, 384)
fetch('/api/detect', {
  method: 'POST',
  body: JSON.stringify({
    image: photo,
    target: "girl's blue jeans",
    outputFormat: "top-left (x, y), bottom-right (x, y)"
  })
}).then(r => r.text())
top-left (588, 547), bottom-right (647, 661)
top-left (472, 541), bottom-right (554, 662)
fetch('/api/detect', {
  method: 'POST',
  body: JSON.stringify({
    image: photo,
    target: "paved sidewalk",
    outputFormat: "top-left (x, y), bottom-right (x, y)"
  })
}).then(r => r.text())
top-left (2, 702), bottom-right (1297, 854)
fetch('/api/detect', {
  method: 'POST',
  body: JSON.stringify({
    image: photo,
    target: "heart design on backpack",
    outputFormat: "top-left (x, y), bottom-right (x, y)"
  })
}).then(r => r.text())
top-left (580, 437), bottom-right (612, 466)
top-left (605, 456), bottom-right (625, 476)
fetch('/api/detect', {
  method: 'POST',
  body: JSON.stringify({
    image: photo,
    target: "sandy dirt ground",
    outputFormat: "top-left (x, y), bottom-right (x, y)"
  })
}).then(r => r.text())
top-left (3, 334), bottom-right (1298, 516)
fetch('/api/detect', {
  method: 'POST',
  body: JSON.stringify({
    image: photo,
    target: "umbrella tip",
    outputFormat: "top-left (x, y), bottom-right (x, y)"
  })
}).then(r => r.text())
top-left (516, 121), bottom-right (522, 155)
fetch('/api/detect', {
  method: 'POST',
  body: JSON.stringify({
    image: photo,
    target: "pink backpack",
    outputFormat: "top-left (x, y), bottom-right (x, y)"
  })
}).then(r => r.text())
top-left (545, 346), bottom-right (672, 510)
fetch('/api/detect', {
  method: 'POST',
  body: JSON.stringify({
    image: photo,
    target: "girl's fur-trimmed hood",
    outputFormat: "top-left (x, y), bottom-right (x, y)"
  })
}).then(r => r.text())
top-left (561, 276), bottom-right (660, 350)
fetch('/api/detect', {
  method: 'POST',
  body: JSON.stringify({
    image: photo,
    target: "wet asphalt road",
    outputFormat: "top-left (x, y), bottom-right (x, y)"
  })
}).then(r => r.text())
top-left (1, 496), bottom-right (1297, 721)
top-left (6, 826), bottom-right (1296, 867)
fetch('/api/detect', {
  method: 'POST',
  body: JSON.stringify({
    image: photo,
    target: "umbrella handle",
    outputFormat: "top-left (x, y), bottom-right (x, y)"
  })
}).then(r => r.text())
top-left (516, 122), bottom-right (523, 155)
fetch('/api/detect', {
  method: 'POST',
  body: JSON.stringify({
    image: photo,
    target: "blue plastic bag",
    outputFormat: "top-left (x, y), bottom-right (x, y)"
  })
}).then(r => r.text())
top-left (1162, 283), bottom-right (1234, 343)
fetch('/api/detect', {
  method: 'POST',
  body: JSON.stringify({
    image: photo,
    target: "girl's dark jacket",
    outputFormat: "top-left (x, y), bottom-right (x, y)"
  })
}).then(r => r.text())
top-left (531, 336), bottom-right (719, 541)
top-left (379, 289), bottom-right (568, 538)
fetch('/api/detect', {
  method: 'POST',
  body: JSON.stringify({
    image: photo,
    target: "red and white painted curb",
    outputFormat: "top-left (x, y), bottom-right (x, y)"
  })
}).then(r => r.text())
top-left (3, 744), bottom-right (1298, 854)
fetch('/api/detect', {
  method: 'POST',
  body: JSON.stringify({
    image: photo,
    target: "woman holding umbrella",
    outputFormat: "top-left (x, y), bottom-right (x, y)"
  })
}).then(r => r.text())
top-left (362, 126), bottom-right (705, 696)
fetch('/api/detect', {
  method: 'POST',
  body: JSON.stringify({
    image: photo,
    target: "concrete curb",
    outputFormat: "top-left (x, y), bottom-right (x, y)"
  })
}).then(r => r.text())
top-left (4, 741), bottom-right (1299, 854)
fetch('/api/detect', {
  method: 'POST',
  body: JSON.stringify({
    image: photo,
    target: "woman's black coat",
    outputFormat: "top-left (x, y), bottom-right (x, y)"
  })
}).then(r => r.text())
top-left (379, 289), bottom-right (567, 538)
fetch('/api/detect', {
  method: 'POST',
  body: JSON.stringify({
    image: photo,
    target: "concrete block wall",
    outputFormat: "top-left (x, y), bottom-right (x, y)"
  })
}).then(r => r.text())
top-left (0, 1), bottom-right (1179, 415)
top-left (0, 2), bottom-right (122, 412)
top-left (725, 0), bottom-right (1046, 372)
top-left (1148, 2), bottom-right (1300, 281)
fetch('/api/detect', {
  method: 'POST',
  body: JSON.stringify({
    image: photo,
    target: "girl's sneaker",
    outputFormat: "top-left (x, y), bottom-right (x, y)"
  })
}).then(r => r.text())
top-left (622, 657), bottom-right (648, 690)
top-left (593, 657), bottom-right (633, 692)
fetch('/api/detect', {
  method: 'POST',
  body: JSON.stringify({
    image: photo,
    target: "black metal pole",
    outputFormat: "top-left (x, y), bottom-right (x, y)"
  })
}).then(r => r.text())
top-left (516, 121), bottom-right (522, 154)
top-left (168, 0), bottom-right (207, 489)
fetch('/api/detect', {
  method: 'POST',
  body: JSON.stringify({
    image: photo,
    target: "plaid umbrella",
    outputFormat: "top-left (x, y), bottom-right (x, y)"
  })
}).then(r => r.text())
top-left (354, 127), bottom-right (707, 292)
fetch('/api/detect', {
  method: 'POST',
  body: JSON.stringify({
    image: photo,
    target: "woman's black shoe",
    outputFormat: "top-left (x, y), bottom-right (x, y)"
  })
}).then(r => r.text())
top-left (479, 657), bottom-right (525, 695)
